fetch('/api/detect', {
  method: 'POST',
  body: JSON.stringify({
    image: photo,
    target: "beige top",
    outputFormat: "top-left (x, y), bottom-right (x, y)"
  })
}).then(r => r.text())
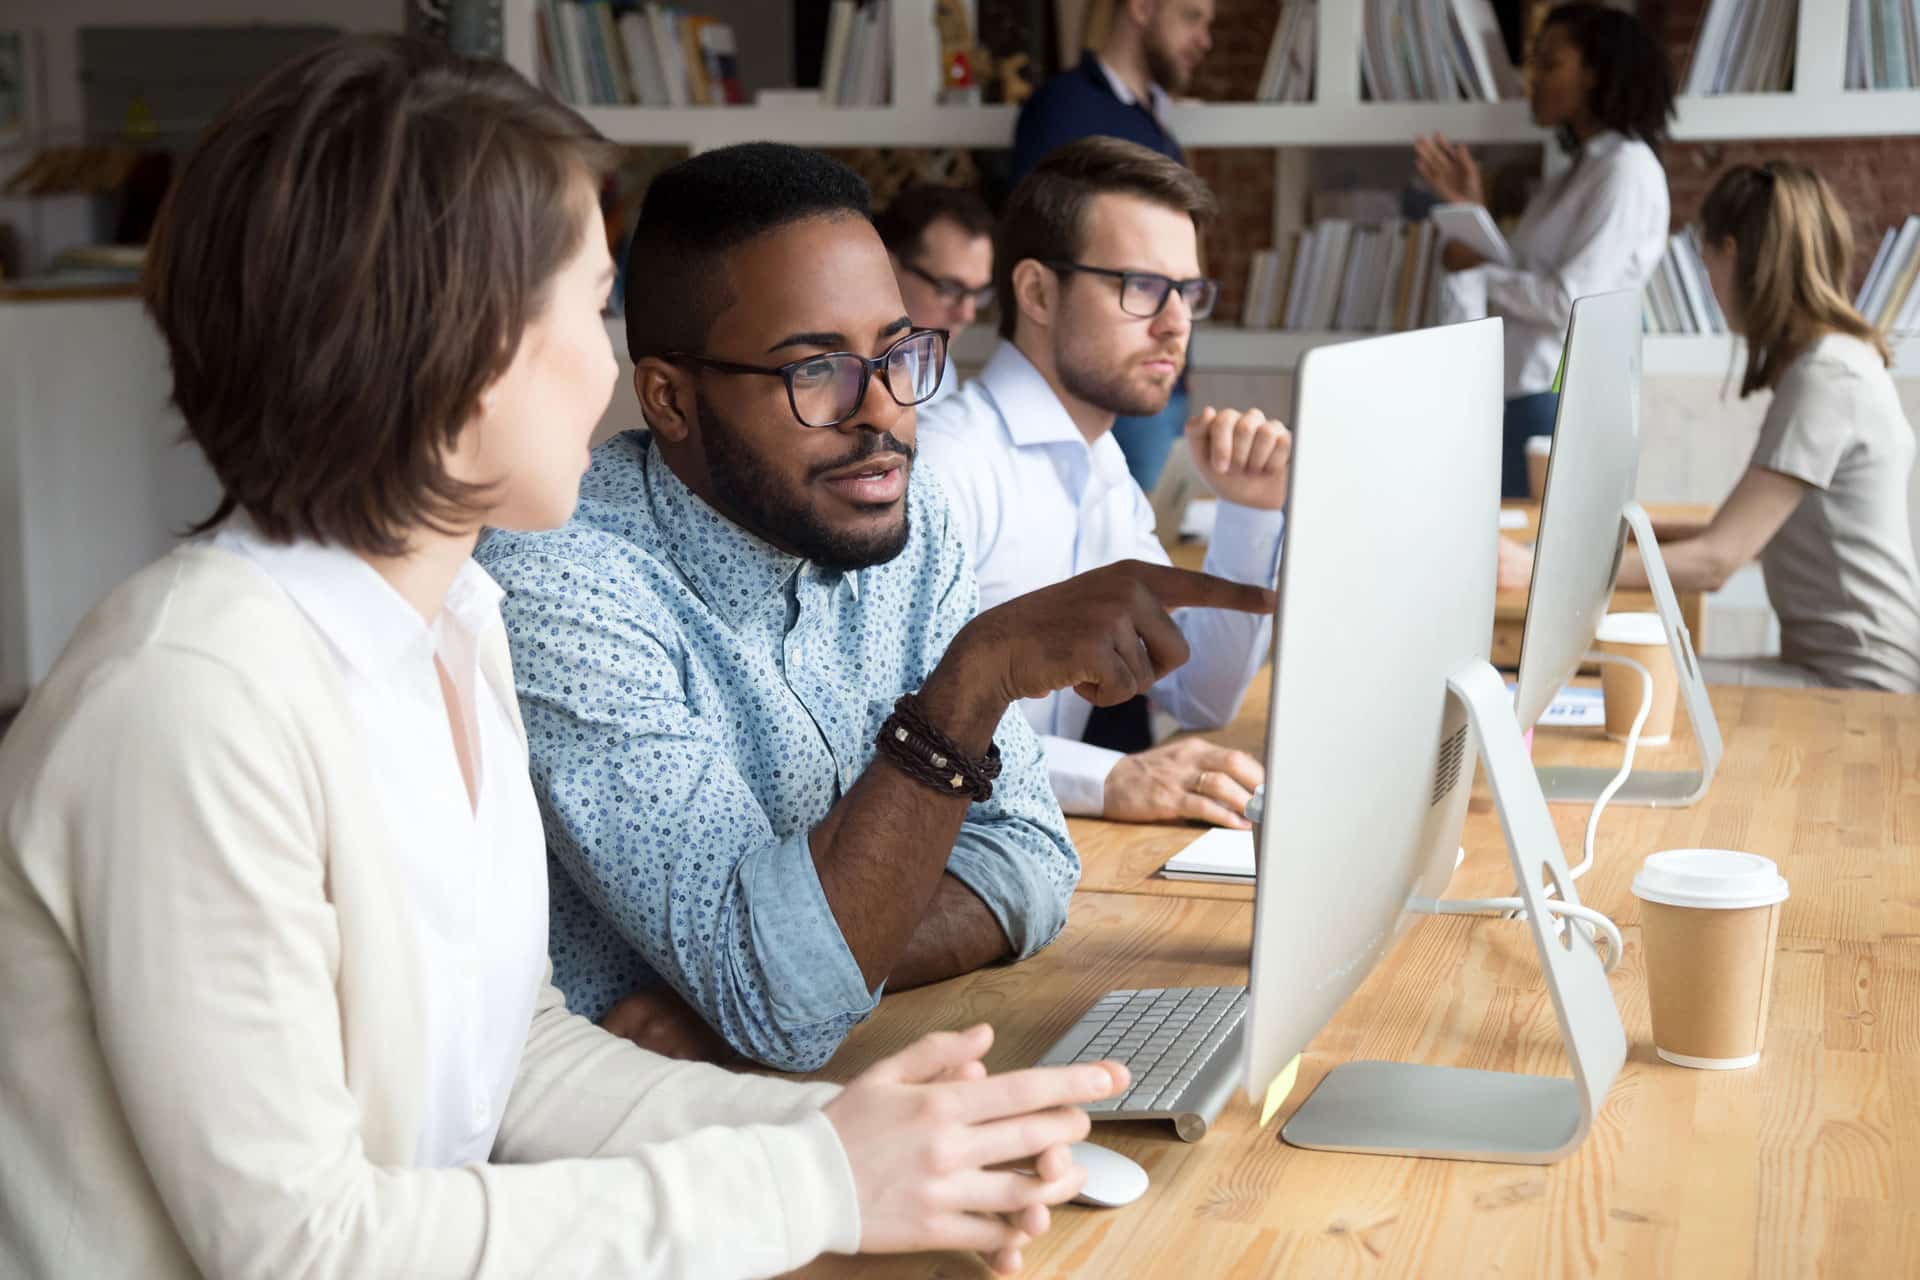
top-left (0, 545), bottom-right (862, 1278)
top-left (1751, 333), bottom-right (1920, 693)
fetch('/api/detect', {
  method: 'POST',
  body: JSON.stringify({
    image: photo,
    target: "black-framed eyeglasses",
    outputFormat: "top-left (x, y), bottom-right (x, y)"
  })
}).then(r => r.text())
top-left (1042, 260), bottom-right (1219, 320)
top-left (902, 260), bottom-right (995, 310)
top-left (665, 327), bottom-right (949, 429)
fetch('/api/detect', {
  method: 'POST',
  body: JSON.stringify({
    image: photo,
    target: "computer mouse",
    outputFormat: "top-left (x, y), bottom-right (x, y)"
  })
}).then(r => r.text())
top-left (1067, 1141), bottom-right (1149, 1208)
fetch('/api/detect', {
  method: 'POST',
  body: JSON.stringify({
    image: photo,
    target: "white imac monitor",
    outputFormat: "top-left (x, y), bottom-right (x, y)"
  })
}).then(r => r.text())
top-left (1243, 318), bottom-right (1624, 1163)
top-left (1511, 289), bottom-right (1723, 806)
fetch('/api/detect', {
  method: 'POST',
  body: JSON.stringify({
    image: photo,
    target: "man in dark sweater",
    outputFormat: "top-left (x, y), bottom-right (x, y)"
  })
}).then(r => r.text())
top-left (1010, 0), bottom-right (1217, 491)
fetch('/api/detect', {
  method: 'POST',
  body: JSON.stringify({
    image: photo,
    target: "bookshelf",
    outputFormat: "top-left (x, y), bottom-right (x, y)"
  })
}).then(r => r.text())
top-left (506, 0), bottom-right (1920, 151)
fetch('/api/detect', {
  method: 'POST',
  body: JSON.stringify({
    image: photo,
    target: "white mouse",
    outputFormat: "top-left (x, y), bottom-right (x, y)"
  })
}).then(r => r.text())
top-left (1067, 1141), bottom-right (1149, 1208)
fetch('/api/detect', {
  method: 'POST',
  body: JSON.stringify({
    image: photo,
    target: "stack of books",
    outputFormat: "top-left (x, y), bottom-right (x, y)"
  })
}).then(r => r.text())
top-left (1857, 215), bottom-right (1920, 337)
top-left (1254, 1), bottom-right (1317, 104)
top-left (1360, 0), bottom-right (1523, 104)
top-left (1683, 0), bottom-right (1800, 95)
top-left (1241, 219), bottom-right (1445, 334)
top-left (537, 1), bottom-right (746, 106)
top-left (1641, 230), bottom-right (1727, 336)
top-left (1847, 0), bottom-right (1920, 89)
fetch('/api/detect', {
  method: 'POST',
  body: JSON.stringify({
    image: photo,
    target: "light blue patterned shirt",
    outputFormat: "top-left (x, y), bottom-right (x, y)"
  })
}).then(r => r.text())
top-left (477, 431), bottom-right (1078, 1071)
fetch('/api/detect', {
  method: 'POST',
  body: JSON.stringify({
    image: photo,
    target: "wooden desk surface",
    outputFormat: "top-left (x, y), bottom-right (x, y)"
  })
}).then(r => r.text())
top-left (796, 683), bottom-right (1920, 1277)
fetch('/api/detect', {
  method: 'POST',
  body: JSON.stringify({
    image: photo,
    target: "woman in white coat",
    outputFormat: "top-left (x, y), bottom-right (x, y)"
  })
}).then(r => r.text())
top-left (1417, 3), bottom-right (1677, 497)
top-left (0, 35), bottom-right (1123, 1278)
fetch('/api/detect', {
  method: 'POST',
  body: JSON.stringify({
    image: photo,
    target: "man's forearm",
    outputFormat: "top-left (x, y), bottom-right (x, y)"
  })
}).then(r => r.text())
top-left (809, 637), bottom-right (1012, 991)
top-left (885, 874), bottom-right (1013, 991)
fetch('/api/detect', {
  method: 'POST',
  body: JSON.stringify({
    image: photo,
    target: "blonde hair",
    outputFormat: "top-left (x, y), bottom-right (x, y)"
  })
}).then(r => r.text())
top-left (1699, 161), bottom-right (1891, 397)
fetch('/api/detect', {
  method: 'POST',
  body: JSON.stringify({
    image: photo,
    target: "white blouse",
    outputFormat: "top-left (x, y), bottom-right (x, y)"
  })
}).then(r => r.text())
top-left (217, 523), bottom-right (548, 1167)
top-left (1454, 130), bottom-right (1671, 398)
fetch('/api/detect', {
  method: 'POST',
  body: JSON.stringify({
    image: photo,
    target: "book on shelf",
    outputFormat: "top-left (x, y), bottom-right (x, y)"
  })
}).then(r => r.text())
top-left (533, 2), bottom-right (760, 108)
top-left (1361, 0), bottom-right (1518, 103)
top-left (1256, 2), bottom-right (1317, 103)
top-left (1857, 214), bottom-right (1920, 336)
top-left (1641, 229), bottom-right (1726, 336)
top-left (1684, 0), bottom-right (1800, 96)
top-left (1847, 0), bottom-right (1920, 89)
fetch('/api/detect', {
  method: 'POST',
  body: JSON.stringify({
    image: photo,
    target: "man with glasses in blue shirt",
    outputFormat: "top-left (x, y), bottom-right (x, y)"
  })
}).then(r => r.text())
top-left (478, 143), bottom-right (1273, 1073)
top-left (875, 185), bottom-right (995, 405)
top-left (919, 137), bottom-right (1289, 831)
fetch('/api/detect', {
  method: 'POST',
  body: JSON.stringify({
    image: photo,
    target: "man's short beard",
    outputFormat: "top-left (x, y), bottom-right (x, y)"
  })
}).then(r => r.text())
top-left (1056, 340), bottom-right (1176, 420)
top-left (697, 392), bottom-right (914, 572)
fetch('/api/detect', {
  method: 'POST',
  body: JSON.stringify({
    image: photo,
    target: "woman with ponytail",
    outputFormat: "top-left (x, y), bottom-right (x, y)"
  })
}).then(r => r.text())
top-left (1505, 161), bottom-right (1920, 692)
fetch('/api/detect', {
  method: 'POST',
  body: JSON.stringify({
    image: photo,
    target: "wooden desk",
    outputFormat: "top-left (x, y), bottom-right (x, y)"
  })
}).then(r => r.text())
top-left (797, 684), bottom-right (1920, 1276)
top-left (1166, 501), bottom-right (1716, 667)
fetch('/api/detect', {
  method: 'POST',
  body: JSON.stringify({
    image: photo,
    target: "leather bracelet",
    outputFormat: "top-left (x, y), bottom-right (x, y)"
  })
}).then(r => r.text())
top-left (876, 693), bottom-right (1001, 803)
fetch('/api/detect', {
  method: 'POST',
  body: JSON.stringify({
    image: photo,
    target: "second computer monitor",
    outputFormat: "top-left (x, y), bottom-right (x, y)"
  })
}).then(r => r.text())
top-left (1510, 288), bottom-right (1644, 734)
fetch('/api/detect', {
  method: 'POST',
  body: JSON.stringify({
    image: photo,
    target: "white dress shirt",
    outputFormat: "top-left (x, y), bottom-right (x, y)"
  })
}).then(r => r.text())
top-left (217, 523), bottom-right (548, 1168)
top-left (925, 355), bottom-right (960, 406)
top-left (918, 342), bottom-right (1284, 815)
top-left (1448, 131), bottom-right (1670, 397)
top-left (1095, 54), bottom-right (1172, 119)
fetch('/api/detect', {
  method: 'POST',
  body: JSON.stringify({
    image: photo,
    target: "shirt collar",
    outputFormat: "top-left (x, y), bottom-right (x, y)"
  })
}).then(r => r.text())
top-left (977, 341), bottom-right (1094, 449)
top-left (213, 516), bottom-right (502, 678)
top-left (1093, 54), bottom-right (1170, 118)
top-left (1579, 130), bottom-right (1624, 161)
top-left (643, 440), bottom-right (849, 628)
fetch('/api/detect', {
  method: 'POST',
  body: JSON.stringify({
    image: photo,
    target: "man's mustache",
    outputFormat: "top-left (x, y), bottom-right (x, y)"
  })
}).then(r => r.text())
top-left (808, 432), bottom-right (915, 481)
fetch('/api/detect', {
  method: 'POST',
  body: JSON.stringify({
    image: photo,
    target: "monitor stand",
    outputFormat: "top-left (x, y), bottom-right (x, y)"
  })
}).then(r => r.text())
top-left (1280, 660), bottom-right (1626, 1164)
top-left (1535, 500), bottom-right (1725, 807)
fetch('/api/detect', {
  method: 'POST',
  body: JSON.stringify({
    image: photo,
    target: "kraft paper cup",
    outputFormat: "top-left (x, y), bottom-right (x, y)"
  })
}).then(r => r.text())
top-left (1632, 850), bottom-right (1789, 1070)
top-left (1595, 612), bottom-right (1679, 745)
top-left (1525, 435), bottom-right (1553, 503)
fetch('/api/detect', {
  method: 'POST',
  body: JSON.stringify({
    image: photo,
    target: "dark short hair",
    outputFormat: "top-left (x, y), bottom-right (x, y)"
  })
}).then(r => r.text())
top-left (872, 184), bottom-right (993, 260)
top-left (145, 34), bottom-right (619, 556)
top-left (994, 136), bottom-right (1216, 339)
top-left (623, 143), bottom-right (871, 360)
top-left (1543, 3), bottom-right (1676, 148)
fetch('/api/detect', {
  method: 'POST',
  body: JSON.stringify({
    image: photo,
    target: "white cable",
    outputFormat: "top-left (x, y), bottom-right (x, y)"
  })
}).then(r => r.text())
top-left (1570, 652), bottom-right (1653, 882)
top-left (1409, 893), bottom-right (1625, 973)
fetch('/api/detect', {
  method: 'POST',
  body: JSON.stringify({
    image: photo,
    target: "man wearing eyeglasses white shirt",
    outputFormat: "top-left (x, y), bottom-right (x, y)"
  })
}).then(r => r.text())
top-left (919, 137), bottom-right (1290, 828)
top-left (875, 185), bottom-right (995, 406)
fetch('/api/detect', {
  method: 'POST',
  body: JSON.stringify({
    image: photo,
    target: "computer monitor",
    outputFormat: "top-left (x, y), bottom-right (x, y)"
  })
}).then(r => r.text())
top-left (1243, 318), bottom-right (1624, 1163)
top-left (1511, 289), bottom-right (1723, 806)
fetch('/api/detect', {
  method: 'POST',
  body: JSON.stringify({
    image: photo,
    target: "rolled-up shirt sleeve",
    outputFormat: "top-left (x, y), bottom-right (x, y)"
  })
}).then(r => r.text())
top-left (490, 550), bottom-right (877, 1072)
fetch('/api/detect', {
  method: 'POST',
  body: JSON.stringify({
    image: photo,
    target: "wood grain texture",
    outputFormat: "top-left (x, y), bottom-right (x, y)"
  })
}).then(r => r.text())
top-left (786, 681), bottom-right (1920, 1278)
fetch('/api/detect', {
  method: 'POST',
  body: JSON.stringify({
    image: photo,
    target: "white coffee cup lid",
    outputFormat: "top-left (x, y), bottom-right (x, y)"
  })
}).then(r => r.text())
top-left (1597, 611), bottom-right (1666, 647)
top-left (1632, 849), bottom-right (1790, 910)
top-left (1525, 435), bottom-right (1553, 456)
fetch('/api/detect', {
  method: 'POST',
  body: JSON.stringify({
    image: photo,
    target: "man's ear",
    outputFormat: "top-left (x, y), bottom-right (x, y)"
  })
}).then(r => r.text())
top-left (635, 358), bottom-right (694, 443)
top-left (1010, 257), bottom-right (1058, 336)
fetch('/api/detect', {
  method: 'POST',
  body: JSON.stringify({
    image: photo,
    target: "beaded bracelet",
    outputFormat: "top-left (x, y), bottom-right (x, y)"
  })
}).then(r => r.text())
top-left (875, 693), bottom-right (1002, 803)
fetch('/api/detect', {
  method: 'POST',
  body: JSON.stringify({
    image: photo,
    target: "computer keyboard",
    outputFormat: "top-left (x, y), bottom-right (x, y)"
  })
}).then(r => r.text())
top-left (1035, 985), bottom-right (1248, 1142)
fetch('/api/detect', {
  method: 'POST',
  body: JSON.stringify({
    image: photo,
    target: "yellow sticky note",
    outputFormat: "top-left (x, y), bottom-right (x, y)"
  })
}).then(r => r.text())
top-left (1259, 1053), bottom-right (1302, 1127)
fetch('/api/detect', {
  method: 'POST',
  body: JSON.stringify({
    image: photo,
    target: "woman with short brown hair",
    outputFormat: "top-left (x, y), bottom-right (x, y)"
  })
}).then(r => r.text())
top-left (0, 35), bottom-right (1120, 1277)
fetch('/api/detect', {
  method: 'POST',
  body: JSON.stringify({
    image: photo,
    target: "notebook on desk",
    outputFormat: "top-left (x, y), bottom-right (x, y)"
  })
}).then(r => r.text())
top-left (1159, 827), bottom-right (1256, 883)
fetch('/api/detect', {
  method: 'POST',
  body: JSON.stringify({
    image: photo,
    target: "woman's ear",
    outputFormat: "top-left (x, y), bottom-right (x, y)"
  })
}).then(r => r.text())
top-left (635, 359), bottom-right (693, 444)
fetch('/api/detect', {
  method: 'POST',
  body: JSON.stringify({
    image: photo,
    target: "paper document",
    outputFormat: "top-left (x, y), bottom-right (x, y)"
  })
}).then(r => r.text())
top-left (1509, 682), bottom-right (1607, 729)
top-left (1160, 826), bottom-right (1256, 882)
top-left (1499, 508), bottom-right (1529, 530)
top-left (1430, 203), bottom-right (1514, 267)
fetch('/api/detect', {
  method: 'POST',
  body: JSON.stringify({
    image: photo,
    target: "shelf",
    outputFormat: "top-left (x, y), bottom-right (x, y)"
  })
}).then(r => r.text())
top-left (1669, 90), bottom-right (1920, 141)
top-left (574, 104), bottom-right (1019, 151)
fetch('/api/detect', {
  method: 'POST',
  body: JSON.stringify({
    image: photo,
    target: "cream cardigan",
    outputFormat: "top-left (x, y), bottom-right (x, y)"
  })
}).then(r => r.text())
top-left (0, 545), bottom-right (862, 1277)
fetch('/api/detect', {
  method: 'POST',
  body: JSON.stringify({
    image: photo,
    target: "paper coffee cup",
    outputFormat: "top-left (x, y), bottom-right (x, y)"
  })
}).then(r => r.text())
top-left (1595, 612), bottom-right (1679, 745)
top-left (1633, 850), bottom-right (1789, 1069)
top-left (1525, 435), bottom-right (1553, 503)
